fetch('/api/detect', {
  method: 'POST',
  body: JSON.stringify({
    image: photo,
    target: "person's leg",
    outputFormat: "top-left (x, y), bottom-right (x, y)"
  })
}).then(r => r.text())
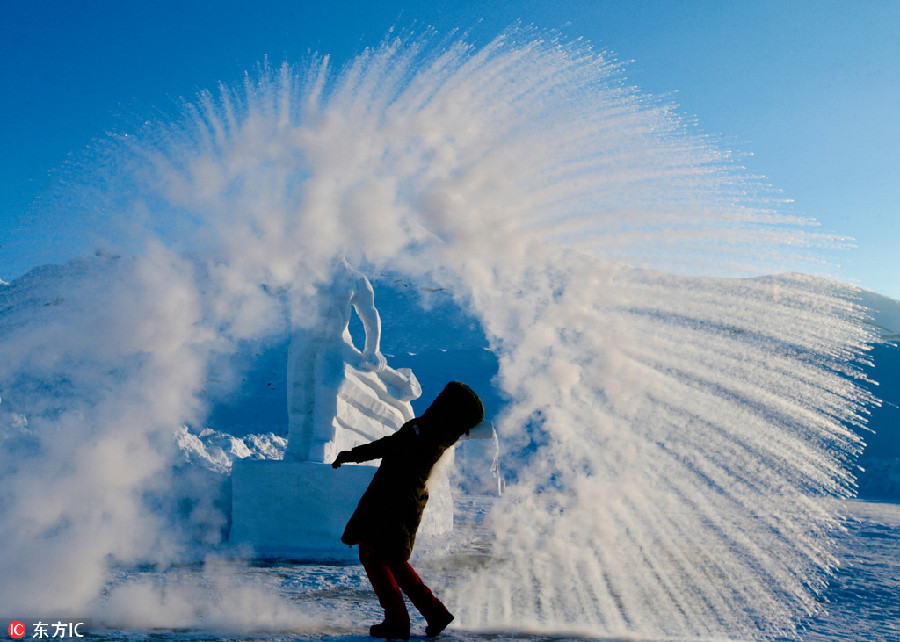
top-left (359, 543), bottom-right (411, 638)
top-left (388, 560), bottom-right (454, 637)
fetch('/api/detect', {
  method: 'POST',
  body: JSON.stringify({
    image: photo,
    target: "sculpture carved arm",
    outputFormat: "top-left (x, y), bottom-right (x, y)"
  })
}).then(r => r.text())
top-left (350, 273), bottom-right (387, 371)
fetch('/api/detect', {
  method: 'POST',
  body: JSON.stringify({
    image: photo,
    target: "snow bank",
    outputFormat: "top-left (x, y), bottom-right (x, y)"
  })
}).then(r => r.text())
top-left (175, 425), bottom-right (286, 474)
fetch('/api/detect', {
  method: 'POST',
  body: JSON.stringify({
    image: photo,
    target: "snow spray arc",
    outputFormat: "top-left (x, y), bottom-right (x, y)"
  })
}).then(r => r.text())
top-left (0, 26), bottom-right (874, 638)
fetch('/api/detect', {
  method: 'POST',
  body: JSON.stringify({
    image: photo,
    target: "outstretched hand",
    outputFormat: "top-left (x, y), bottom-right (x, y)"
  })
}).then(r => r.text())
top-left (332, 451), bottom-right (353, 469)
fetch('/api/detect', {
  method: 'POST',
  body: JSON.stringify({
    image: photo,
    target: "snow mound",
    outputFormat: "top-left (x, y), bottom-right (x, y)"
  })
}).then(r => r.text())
top-left (176, 426), bottom-right (286, 474)
top-left (858, 289), bottom-right (900, 337)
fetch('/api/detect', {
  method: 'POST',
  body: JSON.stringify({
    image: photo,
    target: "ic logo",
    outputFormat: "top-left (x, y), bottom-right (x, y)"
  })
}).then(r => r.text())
top-left (7, 621), bottom-right (26, 639)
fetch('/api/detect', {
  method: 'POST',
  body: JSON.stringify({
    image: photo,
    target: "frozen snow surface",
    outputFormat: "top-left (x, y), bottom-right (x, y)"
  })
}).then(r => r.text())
top-left (800, 500), bottom-right (900, 641)
top-left (88, 498), bottom-right (899, 641)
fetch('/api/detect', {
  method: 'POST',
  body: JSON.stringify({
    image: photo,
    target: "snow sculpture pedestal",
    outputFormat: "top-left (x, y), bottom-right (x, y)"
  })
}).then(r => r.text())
top-left (229, 457), bottom-right (455, 560)
top-left (230, 460), bottom-right (375, 561)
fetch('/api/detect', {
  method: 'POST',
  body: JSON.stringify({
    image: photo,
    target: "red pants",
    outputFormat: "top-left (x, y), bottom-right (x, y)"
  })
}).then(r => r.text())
top-left (359, 542), bottom-right (451, 627)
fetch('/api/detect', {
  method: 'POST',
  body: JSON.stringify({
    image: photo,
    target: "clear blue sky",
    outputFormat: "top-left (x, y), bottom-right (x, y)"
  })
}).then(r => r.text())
top-left (2, 1), bottom-right (898, 298)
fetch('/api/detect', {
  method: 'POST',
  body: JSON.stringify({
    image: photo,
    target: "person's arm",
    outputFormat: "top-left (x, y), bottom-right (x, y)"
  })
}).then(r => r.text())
top-left (332, 436), bottom-right (389, 468)
top-left (332, 421), bottom-right (416, 468)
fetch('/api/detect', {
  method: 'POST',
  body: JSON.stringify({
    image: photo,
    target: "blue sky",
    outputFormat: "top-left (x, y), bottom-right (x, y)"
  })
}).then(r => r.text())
top-left (2, 0), bottom-right (898, 298)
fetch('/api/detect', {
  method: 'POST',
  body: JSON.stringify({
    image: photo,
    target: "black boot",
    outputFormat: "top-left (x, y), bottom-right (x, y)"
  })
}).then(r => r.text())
top-left (370, 621), bottom-right (411, 640)
top-left (425, 612), bottom-right (454, 638)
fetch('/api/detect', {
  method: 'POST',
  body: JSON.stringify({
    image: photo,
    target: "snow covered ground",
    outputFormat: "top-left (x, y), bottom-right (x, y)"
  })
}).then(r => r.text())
top-left (800, 500), bottom-right (900, 641)
top-left (85, 498), bottom-right (898, 641)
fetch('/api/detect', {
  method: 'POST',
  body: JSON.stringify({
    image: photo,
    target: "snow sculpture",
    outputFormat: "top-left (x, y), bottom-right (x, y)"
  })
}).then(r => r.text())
top-left (285, 259), bottom-right (421, 463)
top-left (231, 261), bottom-right (462, 560)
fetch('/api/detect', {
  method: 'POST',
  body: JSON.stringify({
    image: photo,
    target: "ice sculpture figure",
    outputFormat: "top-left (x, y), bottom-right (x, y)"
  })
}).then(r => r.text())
top-left (285, 259), bottom-right (422, 463)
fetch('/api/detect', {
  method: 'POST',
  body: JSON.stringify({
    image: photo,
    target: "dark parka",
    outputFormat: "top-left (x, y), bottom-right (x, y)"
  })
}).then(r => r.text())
top-left (339, 382), bottom-right (485, 561)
